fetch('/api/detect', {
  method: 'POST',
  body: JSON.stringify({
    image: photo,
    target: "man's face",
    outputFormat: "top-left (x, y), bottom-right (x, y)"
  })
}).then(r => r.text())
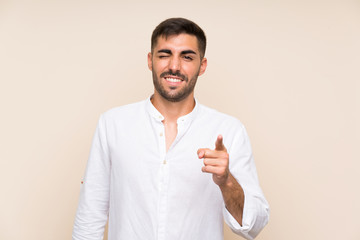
top-left (148, 33), bottom-right (207, 102)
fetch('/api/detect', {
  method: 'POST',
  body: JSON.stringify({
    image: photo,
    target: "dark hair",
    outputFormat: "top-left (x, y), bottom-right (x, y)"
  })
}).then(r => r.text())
top-left (151, 18), bottom-right (207, 59)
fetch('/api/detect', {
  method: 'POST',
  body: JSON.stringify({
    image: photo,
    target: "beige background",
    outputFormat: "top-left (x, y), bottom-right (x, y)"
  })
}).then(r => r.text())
top-left (1, 0), bottom-right (359, 239)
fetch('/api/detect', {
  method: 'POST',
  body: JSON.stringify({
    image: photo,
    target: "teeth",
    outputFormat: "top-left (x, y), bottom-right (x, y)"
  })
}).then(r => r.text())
top-left (166, 78), bottom-right (181, 83)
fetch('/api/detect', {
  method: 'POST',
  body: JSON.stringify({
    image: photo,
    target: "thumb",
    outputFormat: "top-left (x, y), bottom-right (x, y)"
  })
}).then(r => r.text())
top-left (215, 135), bottom-right (226, 151)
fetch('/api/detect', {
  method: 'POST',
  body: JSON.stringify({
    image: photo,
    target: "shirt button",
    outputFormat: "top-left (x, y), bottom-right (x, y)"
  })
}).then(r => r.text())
top-left (160, 132), bottom-right (163, 137)
top-left (163, 159), bottom-right (167, 164)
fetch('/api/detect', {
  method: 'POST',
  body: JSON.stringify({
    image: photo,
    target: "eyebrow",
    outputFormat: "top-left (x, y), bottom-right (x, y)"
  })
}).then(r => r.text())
top-left (157, 49), bottom-right (197, 55)
top-left (181, 50), bottom-right (197, 55)
top-left (157, 49), bottom-right (171, 54)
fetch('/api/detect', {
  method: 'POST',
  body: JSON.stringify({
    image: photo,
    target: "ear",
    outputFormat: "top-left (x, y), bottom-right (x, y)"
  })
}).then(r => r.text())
top-left (198, 57), bottom-right (207, 76)
top-left (147, 52), bottom-right (153, 71)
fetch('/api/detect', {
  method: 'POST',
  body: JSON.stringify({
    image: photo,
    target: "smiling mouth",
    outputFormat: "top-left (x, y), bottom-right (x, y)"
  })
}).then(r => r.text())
top-left (164, 77), bottom-right (182, 83)
top-left (160, 71), bottom-right (186, 83)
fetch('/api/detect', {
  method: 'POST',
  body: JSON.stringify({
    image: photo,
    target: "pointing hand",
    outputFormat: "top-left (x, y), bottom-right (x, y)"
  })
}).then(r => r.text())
top-left (197, 135), bottom-right (230, 186)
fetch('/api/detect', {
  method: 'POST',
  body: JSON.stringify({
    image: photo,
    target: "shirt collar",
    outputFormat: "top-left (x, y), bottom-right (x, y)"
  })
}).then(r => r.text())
top-left (145, 95), bottom-right (200, 124)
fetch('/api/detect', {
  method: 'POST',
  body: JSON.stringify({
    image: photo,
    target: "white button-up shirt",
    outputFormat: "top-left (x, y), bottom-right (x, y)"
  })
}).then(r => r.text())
top-left (73, 98), bottom-right (269, 240)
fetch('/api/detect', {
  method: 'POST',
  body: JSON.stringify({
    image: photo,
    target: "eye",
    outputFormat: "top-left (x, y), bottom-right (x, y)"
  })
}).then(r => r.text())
top-left (158, 55), bottom-right (169, 59)
top-left (183, 55), bottom-right (193, 61)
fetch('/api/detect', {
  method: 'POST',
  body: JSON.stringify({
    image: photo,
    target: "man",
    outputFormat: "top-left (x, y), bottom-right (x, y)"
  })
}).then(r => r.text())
top-left (73, 18), bottom-right (269, 240)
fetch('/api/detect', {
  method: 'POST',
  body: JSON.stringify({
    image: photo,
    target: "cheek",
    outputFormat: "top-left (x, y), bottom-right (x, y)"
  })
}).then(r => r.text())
top-left (154, 62), bottom-right (168, 73)
top-left (184, 65), bottom-right (200, 77)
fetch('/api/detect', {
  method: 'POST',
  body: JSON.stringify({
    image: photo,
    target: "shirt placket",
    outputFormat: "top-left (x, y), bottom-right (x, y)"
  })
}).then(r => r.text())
top-left (153, 112), bottom-right (191, 240)
top-left (156, 116), bottom-right (169, 240)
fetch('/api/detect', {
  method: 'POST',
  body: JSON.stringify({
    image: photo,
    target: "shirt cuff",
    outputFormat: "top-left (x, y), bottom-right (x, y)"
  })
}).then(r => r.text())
top-left (223, 190), bottom-right (266, 240)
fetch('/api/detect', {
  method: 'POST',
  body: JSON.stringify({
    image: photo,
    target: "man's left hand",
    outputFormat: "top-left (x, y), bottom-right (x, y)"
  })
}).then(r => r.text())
top-left (197, 135), bottom-right (230, 186)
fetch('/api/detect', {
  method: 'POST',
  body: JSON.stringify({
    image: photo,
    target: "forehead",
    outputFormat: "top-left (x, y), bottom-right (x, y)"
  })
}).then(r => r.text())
top-left (154, 33), bottom-right (199, 53)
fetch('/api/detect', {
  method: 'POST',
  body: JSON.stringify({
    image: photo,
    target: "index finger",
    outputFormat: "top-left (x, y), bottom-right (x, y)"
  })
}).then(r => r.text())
top-left (215, 135), bottom-right (226, 151)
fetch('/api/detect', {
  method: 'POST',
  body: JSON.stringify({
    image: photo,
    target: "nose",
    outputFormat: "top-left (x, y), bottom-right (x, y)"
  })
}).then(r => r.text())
top-left (168, 56), bottom-right (181, 72)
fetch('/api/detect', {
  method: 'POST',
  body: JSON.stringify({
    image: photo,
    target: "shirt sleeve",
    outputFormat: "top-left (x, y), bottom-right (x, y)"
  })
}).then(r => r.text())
top-left (73, 114), bottom-right (111, 240)
top-left (223, 122), bottom-right (270, 240)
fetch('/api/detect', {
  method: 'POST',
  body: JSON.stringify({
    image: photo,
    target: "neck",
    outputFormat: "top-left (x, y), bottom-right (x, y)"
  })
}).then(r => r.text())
top-left (151, 92), bottom-right (195, 123)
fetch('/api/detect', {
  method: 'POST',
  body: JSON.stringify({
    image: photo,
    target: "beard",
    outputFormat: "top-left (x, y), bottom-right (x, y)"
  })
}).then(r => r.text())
top-left (152, 69), bottom-right (199, 102)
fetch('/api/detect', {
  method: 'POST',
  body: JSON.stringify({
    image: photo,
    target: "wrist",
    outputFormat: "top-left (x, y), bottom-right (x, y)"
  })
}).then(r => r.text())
top-left (219, 172), bottom-right (233, 189)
